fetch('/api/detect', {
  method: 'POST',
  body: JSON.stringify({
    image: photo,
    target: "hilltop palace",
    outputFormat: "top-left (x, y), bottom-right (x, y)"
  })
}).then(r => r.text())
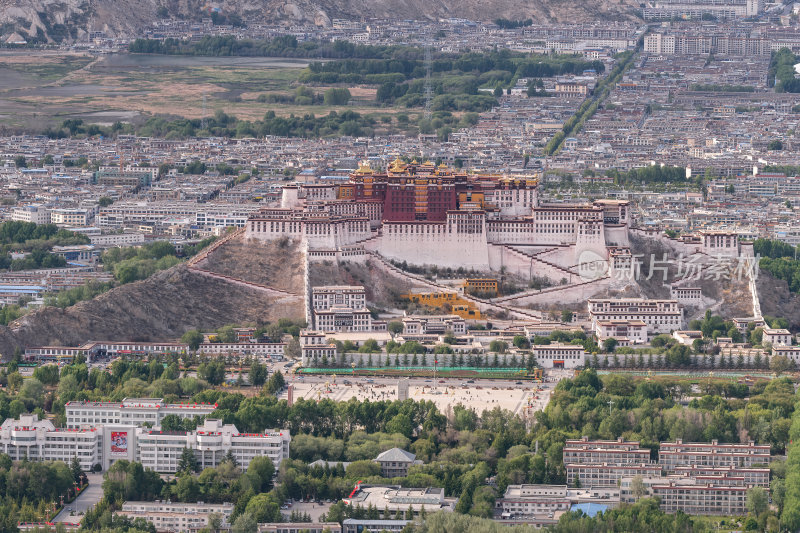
top-left (245, 159), bottom-right (636, 279)
top-left (245, 158), bottom-right (747, 282)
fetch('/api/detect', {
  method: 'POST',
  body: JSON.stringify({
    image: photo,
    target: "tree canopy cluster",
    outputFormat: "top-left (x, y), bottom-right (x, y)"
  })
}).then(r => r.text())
top-left (0, 457), bottom-right (82, 530)
top-left (754, 238), bottom-right (800, 296)
top-left (769, 48), bottom-right (800, 93)
top-left (0, 221), bottom-right (90, 271)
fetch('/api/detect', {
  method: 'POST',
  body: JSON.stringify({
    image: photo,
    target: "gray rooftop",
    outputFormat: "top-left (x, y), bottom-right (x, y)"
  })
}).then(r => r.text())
top-left (375, 448), bottom-right (416, 463)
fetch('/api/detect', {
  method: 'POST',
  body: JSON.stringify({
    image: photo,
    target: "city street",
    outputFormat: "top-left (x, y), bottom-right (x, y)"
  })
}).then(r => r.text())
top-left (53, 473), bottom-right (104, 524)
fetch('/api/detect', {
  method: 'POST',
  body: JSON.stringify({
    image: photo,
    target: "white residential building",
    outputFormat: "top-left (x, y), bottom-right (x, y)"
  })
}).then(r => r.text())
top-left (532, 344), bottom-right (586, 369)
top-left (773, 346), bottom-right (800, 364)
top-left (197, 342), bottom-right (286, 359)
top-left (50, 208), bottom-right (90, 226)
top-left (137, 419), bottom-right (290, 473)
top-left (588, 299), bottom-right (683, 335)
top-left (313, 307), bottom-right (373, 333)
top-left (0, 414), bottom-right (290, 473)
top-left (65, 398), bottom-right (217, 429)
top-left (311, 286), bottom-right (373, 333)
top-left (763, 328), bottom-right (792, 347)
top-left (117, 501), bottom-right (234, 533)
top-left (88, 233), bottom-right (146, 247)
top-left (0, 414), bottom-right (101, 471)
top-left (312, 286), bottom-right (366, 311)
top-left (300, 330), bottom-right (337, 365)
top-left (594, 320), bottom-right (648, 345)
top-left (11, 205), bottom-right (50, 224)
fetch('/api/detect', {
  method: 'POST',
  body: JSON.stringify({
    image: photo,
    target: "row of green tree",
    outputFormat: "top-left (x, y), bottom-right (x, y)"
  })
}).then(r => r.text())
top-left (544, 50), bottom-right (634, 154)
top-left (130, 35), bottom-right (424, 60)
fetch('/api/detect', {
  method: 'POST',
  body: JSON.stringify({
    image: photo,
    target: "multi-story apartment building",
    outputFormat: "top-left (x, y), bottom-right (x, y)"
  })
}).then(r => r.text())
top-left (566, 462), bottom-right (662, 487)
top-left (116, 501), bottom-right (234, 533)
top-left (11, 205), bottom-right (50, 224)
top-left (659, 439), bottom-right (771, 471)
top-left (50, 208), bottom-right (90, 226)
top-left (313, 308), bottom-right (373, 333)
top-left (88, 233), bottom-right (146, 247)
top-left (588, 299), bottom-right (683, 335)
top-left (137, 419), bottom-right (290, 473)
top-left (65, 398), bottom-right (217, 429)
top-left (670, 286), bottom-right (702, 305)
top-left (299, 330), bottom-right (337, 365)
top-left (311, 286), bottom-right (373, 333)
top-left (644, 30), bottom-right (770, 55)
top-left (773, 346), bottom-right (800, 364)
top-left (0, 414), bottom-right (290, 473)
top-left (94, 166), bottom-right (156, 187)
top-left (0, 415), bottom-right (101, 471)
top-left (563, 437), bottom-right (652, 465)
top-left (196, 342), bottom-right (286, 359)
top-left (650, 479), bottom-right (750, 515)
top-left (672, 465), bottom-right (770, 488)
top-left (312, 286), bottom-right (366, 311)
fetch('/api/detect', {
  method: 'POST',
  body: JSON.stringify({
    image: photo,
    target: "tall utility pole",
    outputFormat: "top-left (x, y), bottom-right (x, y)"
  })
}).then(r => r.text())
top-left (201, 94), bottom-right (208, 130)
top-left (423, 41), bottom-right (433, 121)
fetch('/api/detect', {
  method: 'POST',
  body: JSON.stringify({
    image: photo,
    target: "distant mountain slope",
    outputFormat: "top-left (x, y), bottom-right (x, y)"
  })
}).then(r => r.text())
top-left (0, 0), bottom-right (641, 43)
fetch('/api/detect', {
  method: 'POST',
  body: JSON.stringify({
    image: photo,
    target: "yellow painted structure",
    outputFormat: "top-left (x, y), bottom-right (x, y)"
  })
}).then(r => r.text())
top-left (402, 292), bottom-right (481, 319)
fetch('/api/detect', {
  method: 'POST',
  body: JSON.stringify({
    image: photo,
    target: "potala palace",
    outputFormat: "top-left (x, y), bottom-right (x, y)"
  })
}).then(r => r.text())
top-left (245, 159), bottom-right (637, 278)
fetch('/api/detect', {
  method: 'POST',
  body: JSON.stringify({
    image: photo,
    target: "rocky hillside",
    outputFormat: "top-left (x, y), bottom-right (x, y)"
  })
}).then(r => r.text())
top-left (309, 258), bottom-right (425, 311)
top-left (757, 271), bottom-right (800, 329)
top-left (1, 0), bottom-right (641, 43)
top-left (0, 263), bottom-right (304, 358)
top-left (199, 235), bottom-right (304, 293)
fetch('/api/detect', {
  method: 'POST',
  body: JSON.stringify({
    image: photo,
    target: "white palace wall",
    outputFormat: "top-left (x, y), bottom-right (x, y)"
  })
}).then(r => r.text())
top-left (495, 276), bottom-right (613, 307)
top-left (604, 225), bottom-right (630, 248)
top-left (247, 217), bottom-right (371, 249)
top-left (487, 244), bottom-right (576, 280)
top-left (377, 222), bottom-right (490, 269)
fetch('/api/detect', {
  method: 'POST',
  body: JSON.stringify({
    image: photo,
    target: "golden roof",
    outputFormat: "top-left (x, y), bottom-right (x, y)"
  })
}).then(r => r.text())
top-left (389, 157), bottom-right (406, 172)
